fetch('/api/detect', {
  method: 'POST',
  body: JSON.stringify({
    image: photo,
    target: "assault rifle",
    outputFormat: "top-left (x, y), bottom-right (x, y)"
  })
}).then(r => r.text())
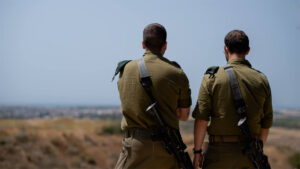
top-left (238, 117), bottom-right (271, 169)
top-left (146, 102), bottom-right (193, 169)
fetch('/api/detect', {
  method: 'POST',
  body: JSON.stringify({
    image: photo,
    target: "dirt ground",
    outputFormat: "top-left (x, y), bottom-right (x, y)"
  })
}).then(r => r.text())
top-left (0, 118), bottom-right (299, 169)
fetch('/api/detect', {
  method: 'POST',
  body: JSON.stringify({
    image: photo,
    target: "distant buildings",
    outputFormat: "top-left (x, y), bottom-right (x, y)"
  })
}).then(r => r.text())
top-left (0, 106), bottom-right (122, 119)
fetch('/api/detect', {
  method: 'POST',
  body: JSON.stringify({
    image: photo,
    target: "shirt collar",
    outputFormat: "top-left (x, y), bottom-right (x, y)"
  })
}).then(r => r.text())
top-left (143, 50), bottom-right (163, 59)
top-left (227, 58), bottom-right (252, 68)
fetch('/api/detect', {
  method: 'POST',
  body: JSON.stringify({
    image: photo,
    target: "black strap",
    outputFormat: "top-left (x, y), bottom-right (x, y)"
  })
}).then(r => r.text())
top-left (137, 58), bottom-right (156, 103)
top-left (224, 65), bottom-right (247, 117)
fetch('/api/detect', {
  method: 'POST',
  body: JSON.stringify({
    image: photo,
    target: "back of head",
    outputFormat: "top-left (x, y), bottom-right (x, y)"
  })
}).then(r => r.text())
top-left (224, 30), bottom-right (249, 54)
top-left (143, 23), bottom-right (167, 54)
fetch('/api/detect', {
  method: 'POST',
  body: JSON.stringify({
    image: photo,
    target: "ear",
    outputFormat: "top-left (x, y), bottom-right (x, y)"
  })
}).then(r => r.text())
top-left (142, 41), bottom-right (146, 49)
top-left (245, 47), bottom-right (250, 55)
top-left (163, 42), bottom-right (167, 51)
top-left (161, 42), bottom-right (167, 54)
top-left (224, 46), bottom-right (228, 54)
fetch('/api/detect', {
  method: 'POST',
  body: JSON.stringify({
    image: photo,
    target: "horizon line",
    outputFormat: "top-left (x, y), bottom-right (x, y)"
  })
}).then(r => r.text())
top-left (0, 103), bottom-right (299, 110)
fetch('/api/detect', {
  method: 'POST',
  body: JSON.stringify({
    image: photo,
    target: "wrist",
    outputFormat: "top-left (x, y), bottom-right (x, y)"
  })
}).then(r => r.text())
top-left (193, 148), bottom-right (202, 154)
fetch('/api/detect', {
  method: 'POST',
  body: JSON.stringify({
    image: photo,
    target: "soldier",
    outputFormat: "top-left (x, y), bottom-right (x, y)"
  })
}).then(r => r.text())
top-left (114, 23), bottom-right (192, 169)
top-left (192, 30), bottom-right (273, 169)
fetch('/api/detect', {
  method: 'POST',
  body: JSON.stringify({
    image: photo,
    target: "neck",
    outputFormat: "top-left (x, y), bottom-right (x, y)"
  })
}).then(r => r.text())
top-left (227, 54), bottom-right (245, 61)
top-left (146, 49), bottom-right (163, 56)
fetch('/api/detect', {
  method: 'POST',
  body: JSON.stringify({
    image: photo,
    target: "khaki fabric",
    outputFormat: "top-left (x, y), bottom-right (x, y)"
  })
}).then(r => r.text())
top-left (115, 136), bottom-right (179, 169)
top-left (203, 143), bottom-right (255, 169)
top-left (192, 58), bottom-right (273, 136)
top-left (118, 51), bottom-right (192, 130)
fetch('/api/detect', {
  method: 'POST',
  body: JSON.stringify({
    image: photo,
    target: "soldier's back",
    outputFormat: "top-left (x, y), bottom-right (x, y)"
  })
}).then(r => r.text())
top-left (205, 58), bottom-right (272, 135)
top-left (118, 51), bottom-right (191, 130)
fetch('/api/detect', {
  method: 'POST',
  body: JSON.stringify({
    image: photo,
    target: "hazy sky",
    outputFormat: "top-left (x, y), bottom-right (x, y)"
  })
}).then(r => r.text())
top-left (1, 0), bottom-right (299, 108)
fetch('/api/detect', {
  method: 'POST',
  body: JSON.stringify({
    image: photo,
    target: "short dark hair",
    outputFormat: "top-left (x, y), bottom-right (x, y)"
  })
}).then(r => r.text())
top-left (224, 30), bottom-right (249, 54)
top-left (143, 23), bottom-right (167, 54)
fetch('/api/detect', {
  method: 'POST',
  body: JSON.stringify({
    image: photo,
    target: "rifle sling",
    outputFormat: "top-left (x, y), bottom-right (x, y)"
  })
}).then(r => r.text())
top-left (137, 58), bottom-right (156, 103)
top-left (224, 65), bottom-right (270, 169)
top-left (224, 65), bottom-right (247, 117)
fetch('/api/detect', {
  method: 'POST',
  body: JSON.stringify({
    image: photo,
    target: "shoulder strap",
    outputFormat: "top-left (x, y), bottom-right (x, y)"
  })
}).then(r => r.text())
top-left (137, 58), bottom-right (156, 103)
top-left (205, 66), bottom-right (219, 78)
top-left (112, 60), bottom-right (131, 81)
top-left (137, 58), bottom-right (149, 78)
top-left (224, 65), bottom-right (246, 117)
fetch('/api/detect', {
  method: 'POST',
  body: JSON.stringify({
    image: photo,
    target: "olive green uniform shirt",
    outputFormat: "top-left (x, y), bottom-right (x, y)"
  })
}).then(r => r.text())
top-left (192, 58), bottom-right (273, 136)
top-left (118, 51), bottom-right (192, 130)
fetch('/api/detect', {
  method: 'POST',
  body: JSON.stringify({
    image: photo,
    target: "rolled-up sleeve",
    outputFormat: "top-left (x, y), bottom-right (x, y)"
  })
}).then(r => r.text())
top-left (177, 71), bottom-right (192, 108)
top-left (192, 76), bottom-right (211, 121)
top-left (261, 86), bottom-right (273, 128)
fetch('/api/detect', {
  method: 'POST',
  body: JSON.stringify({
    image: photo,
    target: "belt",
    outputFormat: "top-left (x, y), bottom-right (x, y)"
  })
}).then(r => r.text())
top-left (209, 135), bottom-right (250, 143)
top-left (124, 128), bottom-right (153, 140)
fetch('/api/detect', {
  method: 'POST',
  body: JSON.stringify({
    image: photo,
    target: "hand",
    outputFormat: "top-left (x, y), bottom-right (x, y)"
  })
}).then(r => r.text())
top-left (193, 153), bottom-right (203, 169)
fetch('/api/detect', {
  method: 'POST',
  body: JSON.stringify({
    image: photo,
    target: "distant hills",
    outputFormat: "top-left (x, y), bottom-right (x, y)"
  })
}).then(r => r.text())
top-left (0, 106), bottom-right (122, 119)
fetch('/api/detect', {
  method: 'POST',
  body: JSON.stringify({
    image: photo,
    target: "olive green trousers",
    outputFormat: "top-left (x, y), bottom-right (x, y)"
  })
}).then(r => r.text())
top-left (203, 143), bottom-right (256, 169)
top-left (115, 136), bottom-right (179, 169)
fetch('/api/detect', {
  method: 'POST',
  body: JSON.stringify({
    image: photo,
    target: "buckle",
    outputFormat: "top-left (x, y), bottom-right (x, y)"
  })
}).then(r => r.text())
top-left (237, 106), bottom-right (246, 115)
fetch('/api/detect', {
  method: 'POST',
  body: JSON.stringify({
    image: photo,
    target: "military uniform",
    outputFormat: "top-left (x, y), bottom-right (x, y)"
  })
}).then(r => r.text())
top-left (115, 51), bottom-right (192, 169)
top-left (192, 58), bottom-right (273, 169)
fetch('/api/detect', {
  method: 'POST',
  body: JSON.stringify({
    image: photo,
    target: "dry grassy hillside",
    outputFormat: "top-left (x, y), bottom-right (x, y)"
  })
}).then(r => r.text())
top-left (0, 118), bottom-right (121, 169)
top-left (0, 118), bottom-right (299, 169)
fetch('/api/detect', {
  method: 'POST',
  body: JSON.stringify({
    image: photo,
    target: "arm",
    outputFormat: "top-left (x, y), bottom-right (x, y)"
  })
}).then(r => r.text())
top-left (192, 76), bottom-right (212, 169)
top-left (177, 71), bottom-right (192, 121)
top-left (176, 107), bottom-right (190, 121)
top-left (260, 80), bottom-right (272, 145)
top-left (193, 120), bottom-right (208, 168)
top-left (194, 120), bottom-right (208, 151)
top-left (259, 128), bottom-right (269, 145)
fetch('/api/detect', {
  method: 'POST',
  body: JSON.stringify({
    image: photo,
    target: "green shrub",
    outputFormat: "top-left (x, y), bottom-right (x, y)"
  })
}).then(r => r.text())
top-left (0, 136), bottom-right (14, 147)
top-left (14, 131), bottom-right (37, 143)
top-left (41, 145), bottom-right (54, 155)
top-left (273, 118), bottom-right (300, 129)
top-left (288, 152), bottom-right (300, 169)
top-left (81, 153), bottom-right (97, 165)
top-left (15, 131), bottom-right (29, 143)
top-left (67, 145), bottom-right (79, 155)
top-left (100, 124), bottom-right (123, 135)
